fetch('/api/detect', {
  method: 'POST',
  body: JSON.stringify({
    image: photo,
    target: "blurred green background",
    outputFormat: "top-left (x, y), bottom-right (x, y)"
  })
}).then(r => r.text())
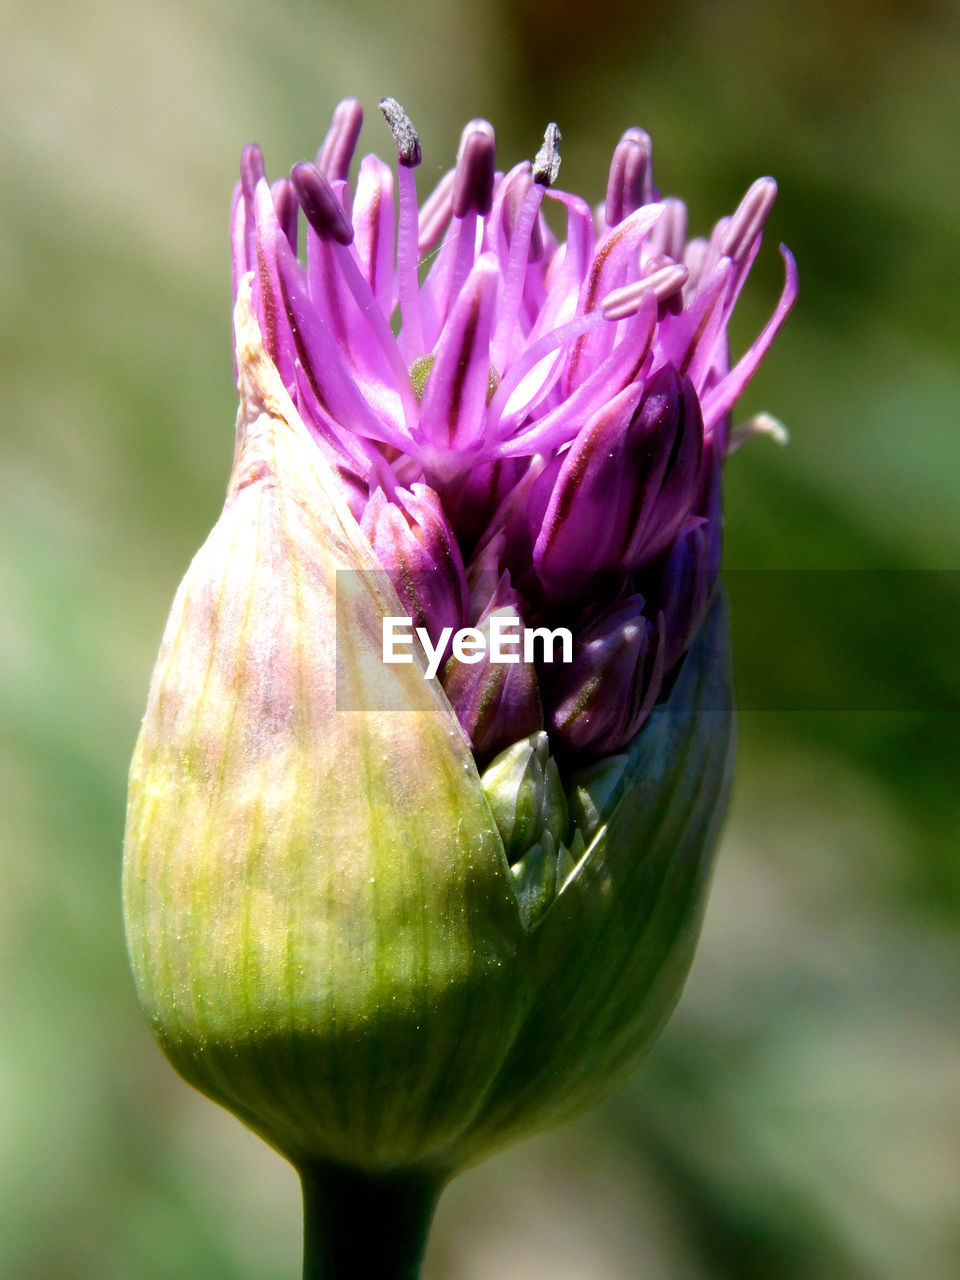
top-left (2, 0), bottom-right (959, 1275)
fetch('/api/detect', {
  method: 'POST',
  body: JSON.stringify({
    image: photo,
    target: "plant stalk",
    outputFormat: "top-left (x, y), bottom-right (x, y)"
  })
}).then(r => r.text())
top-left (300, 1161), bottom-right (444, 1280)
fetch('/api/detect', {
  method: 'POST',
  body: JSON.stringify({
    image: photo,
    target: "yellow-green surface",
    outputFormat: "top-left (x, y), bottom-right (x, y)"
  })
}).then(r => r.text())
top-left (2, 0), bottom-right (959, 1275)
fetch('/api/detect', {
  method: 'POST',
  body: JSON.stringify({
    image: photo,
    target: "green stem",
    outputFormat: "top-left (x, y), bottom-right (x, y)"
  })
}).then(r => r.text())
top-left (300, 1162), bottom-right (444, 1280)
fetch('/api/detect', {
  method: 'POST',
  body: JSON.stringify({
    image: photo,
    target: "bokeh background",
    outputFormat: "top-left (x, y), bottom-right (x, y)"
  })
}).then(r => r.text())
top-left (2, 0), bottom-right (959, 1275)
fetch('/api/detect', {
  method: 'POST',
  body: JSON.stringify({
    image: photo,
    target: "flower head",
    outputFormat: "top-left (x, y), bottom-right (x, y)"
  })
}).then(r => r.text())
top-left (232, 98), bottom-right (796, 766)
top-left (124, 97), bottom-right (794, 1243)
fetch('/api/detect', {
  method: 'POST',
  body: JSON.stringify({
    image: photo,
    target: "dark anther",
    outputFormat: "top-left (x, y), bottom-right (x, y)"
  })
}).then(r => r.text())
top-left (532, 122), bottom-right (562, 187)
top-left (290, 162), bottom-right (355, 246)
top-left (378, 97), bottom-right (422, 168)
top-left (452, 120), bottom-right (496, 218)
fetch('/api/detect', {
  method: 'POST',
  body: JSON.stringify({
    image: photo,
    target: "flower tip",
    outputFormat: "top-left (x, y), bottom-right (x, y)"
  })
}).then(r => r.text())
top-left (452, 119), bottom-right (497, 217)
top-left (721, 175), bottom-right (778, 262)
top-left (605, 127), bottom-right (654, 225)
top-left (317, 97), bottom-right (364, 181)
top-left (777, 241), bottom-right (800, 318)
top-left (240, 143), bottom-right (265, 197)
top-left (780, 241), bottom-right (798, 286)
top-left (379, 96), bottom-right (422, 167)
top-left (775, 241), bottom-right (799, 317)
top-left (270, 177), bottom-right (299, 251)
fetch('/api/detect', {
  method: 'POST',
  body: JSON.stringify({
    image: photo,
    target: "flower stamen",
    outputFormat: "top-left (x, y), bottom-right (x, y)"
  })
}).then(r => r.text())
top-left (604, 127), bottom-right (653, 227)
top-left (380, 97), bottom-right (425, 357)
top-left (492, 124), bottom-right (559, 370)
top-left (418, 169), bottom-right (456, 256)
top-left (452, 120), bottom-right (497, 219)
top-left (446, 120), bottom-right (496, 313)
top-left (316, 97), bottom-right (364, 181)
top-left (290, 161), bottom-right (355, 245)
top-left (270, 178), bottom-right (299, 254)
top-left (721, 176), bottom-right (777, 264)
top-left (601, 261), bottom-right (689, 320)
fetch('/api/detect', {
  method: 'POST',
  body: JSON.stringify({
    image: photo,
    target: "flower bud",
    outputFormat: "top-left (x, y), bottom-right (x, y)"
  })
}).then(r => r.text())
top-left (511, 828), bottom-right (586, 930)
top-left (441, 572), bottom-right (543, 765)
top-left (547, 593), bottom-right (665, 759)
top-left (127, 95), bottom-right (792, 1276)
top-left (480, 730), bottom-right (568, 862)
top-left (533, 366), bottom-right (703, 602)
top-left (124, 285), bottom-right (735, 1174)
top-left (360, 481), bottom-right (468, 654)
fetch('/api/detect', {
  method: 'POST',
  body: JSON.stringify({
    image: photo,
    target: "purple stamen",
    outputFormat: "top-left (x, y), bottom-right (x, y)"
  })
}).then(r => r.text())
top-left (492, 154), bottom-right (550, 369)
top-left (604, 127), bottom-right (652, 227)
top-left (485, 310), bottom-right (608, 430)
top-left (240, 143), bottom-right (265, 268)
top-left (444, 123), bottom-right (496, 308)
top-left (290, 162), bottom-right (355, 245)
top-left (270, 178), bottom-right (299, 253)
top-left (378, 96), bottom-right (422, 167)
top-left (721, 177), bottom-right (777, 263)
top-left (504, 173), bottom-right (544, 263)
top-left (240, 143), bottom-right (265, 200)
top-left (659, 257), bottom-right (733, 388)
top-left (446, 215), bottom-right (479, 317)
top-left (452, 120), bottom-right (496, 218)
top-left (701, 243), bottom-right (798, 429)
top-left (378, 98), bottom-right (426, 356)
top-left (562, 202), bottom-right (666, 390)
top-left (601, 262), bottom-right (689, 320)
top-left (418, 169), bottom-right (455, 255)
top-left (328, 236), bottom-right (420, 433)
top-left (649, 197), bottom-right (687, 262)
top-left (499, 297), bottom-right (658, 457)
top-left (317, 98), bottom-right (364, 182)
top-left (417, 255), bottom-right (499, 463)
top-left (397, 165), bottom-right (425, 356)
top-left (682, 237), bottom-right (709, 292)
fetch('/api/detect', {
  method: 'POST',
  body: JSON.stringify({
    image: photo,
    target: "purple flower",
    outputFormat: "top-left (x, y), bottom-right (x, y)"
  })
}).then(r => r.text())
top-left (127, 98), bottom-right (796, 1272)
top-left (230, 97), bottom-right (796, 765)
